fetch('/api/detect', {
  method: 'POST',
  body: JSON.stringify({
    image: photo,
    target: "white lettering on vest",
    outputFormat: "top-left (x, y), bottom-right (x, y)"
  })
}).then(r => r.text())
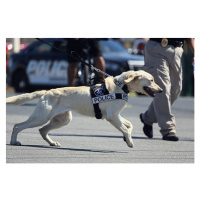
top-left (92, 94), bottom-right (116, 104)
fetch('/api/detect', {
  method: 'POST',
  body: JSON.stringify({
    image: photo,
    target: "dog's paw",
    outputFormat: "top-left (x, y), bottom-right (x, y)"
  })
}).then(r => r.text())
top-left (10, 141), bottom-right (21, 146)
top-left (50, 142), bottom-right (61, 147)
top-left (123, 136), bottom-right (134, 148)
top-left (126, 141), bottom-right (134, 148)
top-left (128, 142), bottom-right (134, 148)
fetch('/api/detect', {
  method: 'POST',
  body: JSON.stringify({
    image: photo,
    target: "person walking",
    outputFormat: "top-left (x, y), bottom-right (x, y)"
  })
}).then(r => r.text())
top-left (140, 38), bottom-right (194, 141)
top-left (66, 38), bottom-right (106, 86)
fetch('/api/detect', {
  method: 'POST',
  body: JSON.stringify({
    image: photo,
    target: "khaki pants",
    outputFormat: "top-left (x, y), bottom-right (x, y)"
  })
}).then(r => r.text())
top-left (142, 40), bottom-right (183, 135)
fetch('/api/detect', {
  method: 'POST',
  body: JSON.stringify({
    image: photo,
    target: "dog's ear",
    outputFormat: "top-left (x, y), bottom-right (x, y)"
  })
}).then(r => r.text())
top-left (124, 73), bottom-right (142, 84)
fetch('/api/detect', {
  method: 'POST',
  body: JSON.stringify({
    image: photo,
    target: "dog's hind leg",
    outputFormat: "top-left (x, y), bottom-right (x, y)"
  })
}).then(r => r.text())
top-left (10, 114), bottom-right (51, 146)
top-left (39, 111), bottom-right (72, 146)
top-left (10, 99), bottom-right (55, 146)
top-left (106, 115), bottom-right (134, 148)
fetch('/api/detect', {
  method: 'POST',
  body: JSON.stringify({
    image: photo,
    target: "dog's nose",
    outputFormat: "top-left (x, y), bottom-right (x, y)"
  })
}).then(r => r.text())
top-left (159, 89), bottom-right (163, 93)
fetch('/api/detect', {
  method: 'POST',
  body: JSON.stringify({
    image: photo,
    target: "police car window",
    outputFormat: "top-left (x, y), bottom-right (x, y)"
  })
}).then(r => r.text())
top-left (100, 40), bottom-right (127, 54)
top-left (53, 40), bottom-right (67, 52)
top-left (33, 43), bottom-right (52, 53)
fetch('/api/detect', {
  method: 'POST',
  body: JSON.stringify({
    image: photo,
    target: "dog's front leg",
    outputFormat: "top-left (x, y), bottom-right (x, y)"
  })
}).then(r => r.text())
top-left (119, 116), bottom-right (133, 134)
top-left (106, 115), bottom-right (134, 148)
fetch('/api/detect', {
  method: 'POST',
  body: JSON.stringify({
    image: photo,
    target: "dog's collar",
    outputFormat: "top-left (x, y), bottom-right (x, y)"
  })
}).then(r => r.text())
top-left (114, 79), bottom-right (130, 94)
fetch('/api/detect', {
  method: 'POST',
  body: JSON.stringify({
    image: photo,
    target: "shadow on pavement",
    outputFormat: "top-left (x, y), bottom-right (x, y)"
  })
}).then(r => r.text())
top-left (6, 144), bottom-right (127, 154)
top-left (48, 133), bottom-right (194, 142)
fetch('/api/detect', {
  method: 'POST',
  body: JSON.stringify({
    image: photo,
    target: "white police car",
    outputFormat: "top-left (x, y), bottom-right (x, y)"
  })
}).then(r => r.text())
top-left (7, 38), bottom-right (144, 92)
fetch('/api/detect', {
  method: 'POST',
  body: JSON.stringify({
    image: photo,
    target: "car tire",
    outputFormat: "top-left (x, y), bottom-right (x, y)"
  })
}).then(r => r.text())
top-left (13, 70), bottom-right (31, 93)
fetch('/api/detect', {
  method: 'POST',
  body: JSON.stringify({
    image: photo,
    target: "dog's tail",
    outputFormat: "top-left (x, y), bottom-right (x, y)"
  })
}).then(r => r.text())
top-left (6, 90), bottom-right (47, 105)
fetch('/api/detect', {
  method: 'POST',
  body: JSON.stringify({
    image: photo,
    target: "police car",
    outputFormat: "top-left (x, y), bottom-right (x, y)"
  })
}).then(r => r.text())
top-left (6, 38), bottom-right (144, 92)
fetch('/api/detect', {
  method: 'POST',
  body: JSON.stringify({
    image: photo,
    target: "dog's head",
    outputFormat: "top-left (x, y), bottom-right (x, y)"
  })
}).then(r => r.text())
top-left (123, 70), bottom-right (162, 97)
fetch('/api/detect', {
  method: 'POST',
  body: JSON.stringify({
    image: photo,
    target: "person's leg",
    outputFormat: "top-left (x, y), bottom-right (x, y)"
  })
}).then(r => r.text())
top-left (170, 47), bottom-right (183, 105)
top-left (142, 40), bottom-right (176, 136)
top-left (68, 62), bottom-right (79, 86)
top-left (67, 39), bottom-right (82, 86)
top-left (93, 56), bottom-right (106, 78)
top-left (89, 39), bottom-right (106, 78)
top-left (143, 61), bottom-right (175, 136)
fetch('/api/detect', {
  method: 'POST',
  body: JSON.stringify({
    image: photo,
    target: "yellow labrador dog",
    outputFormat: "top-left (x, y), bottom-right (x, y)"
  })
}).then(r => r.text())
top-left (6, 70), bottom-right (162, 148)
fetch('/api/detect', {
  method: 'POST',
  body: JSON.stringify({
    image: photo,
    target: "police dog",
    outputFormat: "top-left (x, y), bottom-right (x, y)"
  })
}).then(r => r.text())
top-left (6, 70), bottom-right (162, 148)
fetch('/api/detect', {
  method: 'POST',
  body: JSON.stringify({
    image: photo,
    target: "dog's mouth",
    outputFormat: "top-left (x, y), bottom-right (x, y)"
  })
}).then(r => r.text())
top-left (143, 86), bottom-right (155, 97)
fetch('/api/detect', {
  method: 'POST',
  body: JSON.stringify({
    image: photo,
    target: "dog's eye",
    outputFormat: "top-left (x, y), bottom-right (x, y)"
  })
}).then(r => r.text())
top-left (151, 79), bottom-right (154, 82)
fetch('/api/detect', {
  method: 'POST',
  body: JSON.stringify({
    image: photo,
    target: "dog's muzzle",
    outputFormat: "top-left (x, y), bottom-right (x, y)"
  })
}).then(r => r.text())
top-left (143, 86), bottom-right (156, 97)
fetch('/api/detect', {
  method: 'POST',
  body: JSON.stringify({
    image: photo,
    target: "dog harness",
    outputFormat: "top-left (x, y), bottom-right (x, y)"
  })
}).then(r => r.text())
top-left (90, 80), bottom-right (129, 119)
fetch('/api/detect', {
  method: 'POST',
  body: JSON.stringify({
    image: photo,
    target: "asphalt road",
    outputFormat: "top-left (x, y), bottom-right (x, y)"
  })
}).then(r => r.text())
top-left (6, 92), bottom-right (194, 163)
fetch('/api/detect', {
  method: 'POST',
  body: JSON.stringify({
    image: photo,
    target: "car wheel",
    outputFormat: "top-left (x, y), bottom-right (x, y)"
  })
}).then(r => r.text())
top-left (13, 70), bottom-right (31, 93)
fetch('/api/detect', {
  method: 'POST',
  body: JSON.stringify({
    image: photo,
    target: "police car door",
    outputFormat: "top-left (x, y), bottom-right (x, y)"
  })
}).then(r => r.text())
top-left (26, 39), bottom-right (69, 86)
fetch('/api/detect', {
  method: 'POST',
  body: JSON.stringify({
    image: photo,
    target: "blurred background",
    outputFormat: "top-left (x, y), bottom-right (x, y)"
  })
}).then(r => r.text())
top-left (6, 38), bottom-right (194, 96)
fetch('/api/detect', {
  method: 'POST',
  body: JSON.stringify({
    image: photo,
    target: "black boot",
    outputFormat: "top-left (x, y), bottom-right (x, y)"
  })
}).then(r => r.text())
top-left (140, 113), bottom-right (153, 138)
top-left (162, 133), bottom-right (179, 141)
